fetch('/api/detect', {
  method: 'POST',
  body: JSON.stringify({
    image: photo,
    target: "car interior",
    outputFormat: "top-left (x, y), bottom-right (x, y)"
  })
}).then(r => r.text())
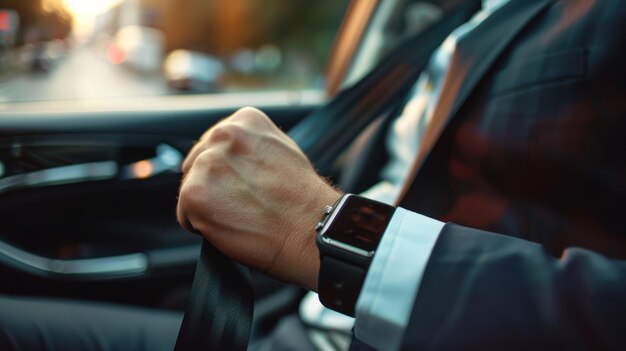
top-left (0, 0), bottom-right (457, 349)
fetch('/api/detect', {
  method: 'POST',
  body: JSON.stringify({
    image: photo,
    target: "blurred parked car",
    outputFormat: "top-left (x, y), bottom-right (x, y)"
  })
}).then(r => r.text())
top-left (17, 39), bottom-right (68, 73)
top-left (108, 25), bottom-right (164, 72)
top-left (164, 50), bottom-right (224, 92)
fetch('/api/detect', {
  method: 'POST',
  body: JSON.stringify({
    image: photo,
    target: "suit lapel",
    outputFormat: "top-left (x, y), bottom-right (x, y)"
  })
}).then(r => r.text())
top-left (397, 0), bottom-right (552, 205)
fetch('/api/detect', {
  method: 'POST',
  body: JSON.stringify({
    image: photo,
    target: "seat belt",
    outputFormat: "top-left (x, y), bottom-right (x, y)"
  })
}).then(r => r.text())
top-left (174, 241), bottom-right (253, 351)
top-left (291, 0), bottom-right (482, 176)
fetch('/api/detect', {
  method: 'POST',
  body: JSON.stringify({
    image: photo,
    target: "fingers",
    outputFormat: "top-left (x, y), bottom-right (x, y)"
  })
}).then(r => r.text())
top-left (181, 134), bottom-right (209, 175)
top-left (176, 165), bottom-right (208, 236)
top-left (176, 171), bottom-right (197, 234)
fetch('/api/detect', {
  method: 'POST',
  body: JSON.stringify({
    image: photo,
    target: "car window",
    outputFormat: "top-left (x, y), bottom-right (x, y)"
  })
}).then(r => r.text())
top-left (0, 0), bottom-right (349, 104)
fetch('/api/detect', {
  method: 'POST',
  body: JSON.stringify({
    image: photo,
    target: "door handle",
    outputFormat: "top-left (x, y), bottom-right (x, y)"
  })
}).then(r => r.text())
top-left (0, 143), bottom-right (183, 194)
top-left (121, 143), bottom-right (183, 179)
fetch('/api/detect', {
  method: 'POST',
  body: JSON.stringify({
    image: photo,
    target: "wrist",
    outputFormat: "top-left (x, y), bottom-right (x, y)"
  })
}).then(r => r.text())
top-left (301, 185), bottom-right (343, 291)
top-left (272, 179), bottom-right (342, 291)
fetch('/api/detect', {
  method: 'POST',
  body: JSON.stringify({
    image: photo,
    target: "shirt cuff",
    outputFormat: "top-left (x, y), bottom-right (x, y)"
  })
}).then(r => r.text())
top-left (354, 207), bottom-right (444, 351)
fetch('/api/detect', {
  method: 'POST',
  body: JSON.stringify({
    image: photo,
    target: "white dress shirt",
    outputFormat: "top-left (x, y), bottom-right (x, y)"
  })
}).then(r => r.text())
top-left (301, 1), bottom-right (511, 350)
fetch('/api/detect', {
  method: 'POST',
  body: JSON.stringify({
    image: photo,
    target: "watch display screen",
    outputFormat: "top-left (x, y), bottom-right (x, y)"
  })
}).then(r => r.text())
top-left (324, 195), bottom-right (395, 252)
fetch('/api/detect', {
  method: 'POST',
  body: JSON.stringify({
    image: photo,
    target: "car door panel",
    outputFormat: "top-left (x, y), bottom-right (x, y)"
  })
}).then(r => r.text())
top-left (0, 101), bottom-right (319, 307)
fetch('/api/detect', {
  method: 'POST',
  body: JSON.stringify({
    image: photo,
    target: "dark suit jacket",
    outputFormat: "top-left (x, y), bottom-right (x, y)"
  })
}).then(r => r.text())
top-left (385, 0), bottom-right (626, 349)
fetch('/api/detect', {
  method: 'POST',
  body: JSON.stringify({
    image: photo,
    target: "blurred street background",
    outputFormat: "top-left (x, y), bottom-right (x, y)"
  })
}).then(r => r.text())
top-left (0, 0), bottom-right (348, 103)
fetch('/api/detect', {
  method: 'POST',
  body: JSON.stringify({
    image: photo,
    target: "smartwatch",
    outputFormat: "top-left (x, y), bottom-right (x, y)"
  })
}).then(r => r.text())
top-left (315, 194), bottom-right (396, 316)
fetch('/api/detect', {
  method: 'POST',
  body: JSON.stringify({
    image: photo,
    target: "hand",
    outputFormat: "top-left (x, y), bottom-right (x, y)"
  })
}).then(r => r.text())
top-left (177, 107), bottom-right (341, 291)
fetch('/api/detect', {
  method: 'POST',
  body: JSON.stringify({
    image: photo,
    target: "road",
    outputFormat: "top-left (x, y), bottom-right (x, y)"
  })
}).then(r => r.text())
top-left (0, 45), bottom-right (168, 104)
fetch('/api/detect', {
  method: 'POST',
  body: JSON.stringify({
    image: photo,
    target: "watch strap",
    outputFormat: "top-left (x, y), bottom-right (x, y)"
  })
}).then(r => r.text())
top-left (318, 256), bottom-right (367, 317)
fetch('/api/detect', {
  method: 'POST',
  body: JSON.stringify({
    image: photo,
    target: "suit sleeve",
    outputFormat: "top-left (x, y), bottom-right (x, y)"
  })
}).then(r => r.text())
top-left (400, 223), bottom-right (626, 350)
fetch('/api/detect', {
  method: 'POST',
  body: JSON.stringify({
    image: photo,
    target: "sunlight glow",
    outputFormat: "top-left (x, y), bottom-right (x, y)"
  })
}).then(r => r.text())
top-left (61, 0), bottom-right (124, 40)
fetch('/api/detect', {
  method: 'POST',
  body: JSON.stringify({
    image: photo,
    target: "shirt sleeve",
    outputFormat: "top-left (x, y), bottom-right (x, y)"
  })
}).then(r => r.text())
top-left (354, 207), bottom-right (444, 351)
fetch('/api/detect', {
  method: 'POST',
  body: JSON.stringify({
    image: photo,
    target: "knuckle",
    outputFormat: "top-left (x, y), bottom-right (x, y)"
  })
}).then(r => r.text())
top-left (182, 152), bottom-right (198, 174)
top-left (193, 149), bottom-right (232, 177)
top-left (194, 149), bottom-right (221, 167)
top-left (178, 181), bottom-right (204, 211)
top-left (207, 124), bottom-right (251, 155)
top-left (182, 139), bottom-right (208, 174)
top-left (208, 123), bottom-right (243, 143)
top-left (233, 106), bottom-right (271, 125)
top-left (237, 106), bottom-right (265, 117)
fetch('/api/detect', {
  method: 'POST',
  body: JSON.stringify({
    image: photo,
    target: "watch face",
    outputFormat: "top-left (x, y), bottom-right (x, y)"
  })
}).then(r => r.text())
top-left (323, 195), bottom-right (395, 252)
